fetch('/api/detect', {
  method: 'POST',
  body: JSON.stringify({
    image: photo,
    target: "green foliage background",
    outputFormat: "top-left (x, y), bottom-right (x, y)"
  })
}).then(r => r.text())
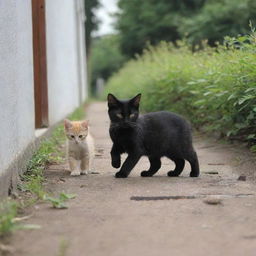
top-left (116, 0), bottom-right (256, 57)
top-left (104, 32), bottom-right (256, 147)
top-left (88, 0), bottom-right (256, 91)
top-left (89, 35), bottom-right (127, 92)
top-left (180, 0), bottom-right (256, 47)
top-left (116, 0), bottom-right (205, 57)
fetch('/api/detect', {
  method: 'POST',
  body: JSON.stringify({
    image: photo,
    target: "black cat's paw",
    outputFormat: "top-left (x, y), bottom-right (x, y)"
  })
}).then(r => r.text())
top-left (141, 170), bottom-right (153, 177)
top-left (190, 171), bottom-right (199, 177)
top-left (115, 171), bottom-right (128, 178)
top-left (167, 170), bottom-right (180, 177)
top-left (112, 158), bottom-right (121, 169)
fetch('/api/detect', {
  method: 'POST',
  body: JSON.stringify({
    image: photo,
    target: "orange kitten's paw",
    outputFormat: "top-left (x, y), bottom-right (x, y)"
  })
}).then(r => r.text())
top-left (70, 171), bottom-right (81, 176)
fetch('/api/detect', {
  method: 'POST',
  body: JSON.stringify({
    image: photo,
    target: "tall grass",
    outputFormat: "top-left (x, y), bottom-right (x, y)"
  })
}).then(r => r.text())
top-left (22, 105), bottom-right (86, 199)
top-left (104, 31), bottom-right (256, 148)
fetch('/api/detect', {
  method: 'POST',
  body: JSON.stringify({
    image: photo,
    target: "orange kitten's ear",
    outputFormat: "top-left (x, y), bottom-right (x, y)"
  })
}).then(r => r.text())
top-left (81, 120), bottom-right (89, 129)
top-left (64, 119), bottom-right (72, 130)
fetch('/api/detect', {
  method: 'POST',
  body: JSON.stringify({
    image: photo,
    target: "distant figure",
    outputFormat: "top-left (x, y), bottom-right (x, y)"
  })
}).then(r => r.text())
top-left (107, 93), bottom-right (199, 178)
top-left (96, 78), bottom-right (105, 97)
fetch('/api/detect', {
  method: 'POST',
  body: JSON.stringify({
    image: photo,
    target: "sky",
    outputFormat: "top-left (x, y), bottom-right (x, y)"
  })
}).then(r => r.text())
top-left (92, 0), bottom-right (119, 36)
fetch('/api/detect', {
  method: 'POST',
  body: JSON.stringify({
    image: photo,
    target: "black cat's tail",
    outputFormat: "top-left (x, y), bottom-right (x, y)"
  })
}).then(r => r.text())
top-left (186, 150), bottom-right (200, 177)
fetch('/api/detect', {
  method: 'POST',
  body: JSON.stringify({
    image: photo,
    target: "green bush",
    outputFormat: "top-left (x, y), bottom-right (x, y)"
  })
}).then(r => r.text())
top-left (104, 31), bottom-right (256, 146)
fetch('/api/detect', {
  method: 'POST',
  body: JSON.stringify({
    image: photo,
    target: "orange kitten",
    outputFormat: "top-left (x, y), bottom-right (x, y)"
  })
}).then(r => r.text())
top-left (64, 119), bottom-right (95, 176)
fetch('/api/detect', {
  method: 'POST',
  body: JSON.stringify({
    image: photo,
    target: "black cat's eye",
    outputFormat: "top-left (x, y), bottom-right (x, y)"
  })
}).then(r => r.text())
top-left (116, 113), bottom-right (123, 119)
top-left (130, 113), bottom-right (135, 118)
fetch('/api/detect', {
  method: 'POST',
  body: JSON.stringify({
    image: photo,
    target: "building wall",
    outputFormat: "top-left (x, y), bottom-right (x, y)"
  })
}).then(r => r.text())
top-left (0, 0), bottom-right (34, 175)
top-left (45, 0), bottom-right (87, 125)
top-left (0, 0), bottom-right (87, 196)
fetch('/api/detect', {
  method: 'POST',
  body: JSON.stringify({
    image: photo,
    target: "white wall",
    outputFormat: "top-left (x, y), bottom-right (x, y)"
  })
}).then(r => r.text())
top-left (0, 0), bottom-right (87, 186)
top-left (45, 0), bottom-right (87, 125)
top-left (0, 0), bottom-right (34, 175)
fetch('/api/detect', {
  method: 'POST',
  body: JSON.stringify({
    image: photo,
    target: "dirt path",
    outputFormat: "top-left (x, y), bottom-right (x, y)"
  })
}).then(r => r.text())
top-left (12, 102), bottom-right (256, 256)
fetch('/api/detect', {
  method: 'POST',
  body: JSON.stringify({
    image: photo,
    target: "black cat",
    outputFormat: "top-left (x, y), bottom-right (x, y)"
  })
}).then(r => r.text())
top-left (107, 93), bottom-right (199, 178)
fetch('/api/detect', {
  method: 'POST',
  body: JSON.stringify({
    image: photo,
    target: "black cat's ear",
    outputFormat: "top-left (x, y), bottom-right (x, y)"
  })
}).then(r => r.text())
top-left (107, 93), bottom-right (119, 107)
top-left (130, 93), bottom-right (141, 108)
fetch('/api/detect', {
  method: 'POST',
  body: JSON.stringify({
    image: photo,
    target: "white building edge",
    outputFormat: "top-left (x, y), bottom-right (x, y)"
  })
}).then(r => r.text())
top-left (0, 0), bottom-right (88, 196)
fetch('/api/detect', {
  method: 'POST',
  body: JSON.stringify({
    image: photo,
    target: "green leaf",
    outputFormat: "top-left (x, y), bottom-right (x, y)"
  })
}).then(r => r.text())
top-left (187, 81), bottom-right (196, 85)
top-left (59, 193), bottom-right (76, 200)
top-left (53, 202), bottom-right (68, 209)
top-left (43, 193), bottom-right (76, 209)
top-left (247, 134), bottom-right (256, 140)
top-left (250, 145), bottom-right (256, 153)
top-left (227, 94), bottom-right (236, 101)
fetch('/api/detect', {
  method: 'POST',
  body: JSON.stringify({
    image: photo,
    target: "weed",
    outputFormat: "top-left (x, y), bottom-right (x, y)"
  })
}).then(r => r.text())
top-left (0, 200), bottom-right (40, 238)
top-left (43, 193), bottom-right (76, 209)
top-left (21, 104), bottom-right (86, 199)
top-left (0, 200), bottom-right (18, 237)
top-left (57, 239), bottom-right (69, 256)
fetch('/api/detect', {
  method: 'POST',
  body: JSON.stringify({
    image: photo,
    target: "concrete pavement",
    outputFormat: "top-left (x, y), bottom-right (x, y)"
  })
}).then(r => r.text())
top-left (12, 102), bottom-right (256, 256)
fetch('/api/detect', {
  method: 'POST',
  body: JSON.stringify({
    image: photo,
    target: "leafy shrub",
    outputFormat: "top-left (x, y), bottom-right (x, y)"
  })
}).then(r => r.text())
top-left (104, 31), bottom-right (256, 146)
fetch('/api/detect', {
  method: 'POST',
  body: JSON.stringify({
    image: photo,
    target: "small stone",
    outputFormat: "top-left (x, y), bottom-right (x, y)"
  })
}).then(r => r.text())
top-left (89, 171), bottom-right (100, 174)
top-left (238, 175), bottom-right (246, 181)
top-left (204, 171), bottom-right (219, 175)
top-left (203, 196), bottom-right (222, 205)
top-left (57, 177), bottom-right (66, 183)
top-left (80, 184), bottom-right (86, 188)
top-left (201, 224), bottom-right (212, 229)
top-left (243, 235), bottom-right (256, 240)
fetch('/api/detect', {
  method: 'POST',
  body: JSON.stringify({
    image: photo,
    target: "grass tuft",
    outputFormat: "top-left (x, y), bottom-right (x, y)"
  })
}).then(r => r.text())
top-left (43, 193), bottom-right (76, 209)
top-left (0, 200), bottom-right (18, 237)
top-left (21, 104), bottom-right (86, 199)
